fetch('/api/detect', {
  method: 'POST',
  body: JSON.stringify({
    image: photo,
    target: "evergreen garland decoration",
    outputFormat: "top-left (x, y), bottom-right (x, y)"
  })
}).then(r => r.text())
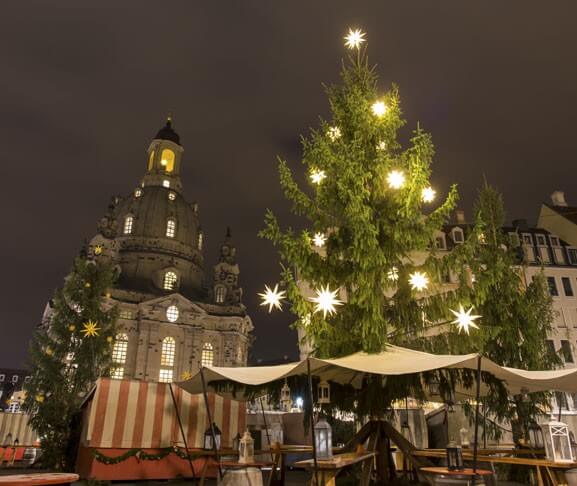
top-left (92, 447), bottom-right (205, 465)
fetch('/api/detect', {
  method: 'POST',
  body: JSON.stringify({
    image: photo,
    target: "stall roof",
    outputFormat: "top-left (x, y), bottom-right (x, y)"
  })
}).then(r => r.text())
top-left (177, 345), bottom-right (577, 398)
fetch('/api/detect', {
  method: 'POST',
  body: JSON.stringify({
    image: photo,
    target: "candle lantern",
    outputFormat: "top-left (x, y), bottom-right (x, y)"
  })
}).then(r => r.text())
top-left (318, 380), bottom-right (330, 405)
top-left (280, 380), bottom-right (292, 412)
top-left (238, 430), bottom-right (255, 464)
top-left (271, 422), bottom-right (284, 445)
top-left (427, 378), bottom-right (440, 398)
top-left (314, 417), bottom-right (333, 460)
top-left (528, 421), bottom-right (544, 449)
top-left (446, 441), bottom-right (464, 471)
top-left (542, 421), bottom-right (575, 463)
top-left (203, 422), bottom-right (222, 450)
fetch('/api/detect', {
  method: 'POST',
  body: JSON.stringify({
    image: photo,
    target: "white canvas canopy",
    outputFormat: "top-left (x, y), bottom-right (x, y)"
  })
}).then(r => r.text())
top-left (177, 345), bottom-right (577, 397)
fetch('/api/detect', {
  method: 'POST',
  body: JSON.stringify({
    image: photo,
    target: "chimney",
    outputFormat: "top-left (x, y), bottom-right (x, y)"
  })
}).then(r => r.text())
top-left (455, 210), bottom-right (465, 224)
top-left (551, 191), bottom-right (567, 207)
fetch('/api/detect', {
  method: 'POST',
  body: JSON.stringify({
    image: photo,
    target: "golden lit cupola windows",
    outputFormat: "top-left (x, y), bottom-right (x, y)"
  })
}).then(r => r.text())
top-left (166, 218), bottom-right (177, 238)
top-left (123, 215), bottom-right (134, 235)
top-left (160, 149), bottom-right (175, 173)
top-left (163, 271), bottom-right (178, 290)
top-left (147, 151), bottom-right (155, 171)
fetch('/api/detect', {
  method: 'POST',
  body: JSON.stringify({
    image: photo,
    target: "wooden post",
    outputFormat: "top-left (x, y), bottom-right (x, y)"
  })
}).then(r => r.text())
top-left (199, 366), bottom-right (223, 480)
top-left (306, 358), bottom-right (320, 486)
top-left (259, 397), bottom-right (276, 468)
top-left (472, 355), bottom-right (482, 486)
top-left (168, 383), bottom-right (196, 480)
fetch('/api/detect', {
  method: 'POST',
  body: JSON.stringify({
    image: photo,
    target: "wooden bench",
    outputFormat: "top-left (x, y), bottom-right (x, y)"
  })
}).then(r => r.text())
top-left (294, 452), bottom-right (378, 486)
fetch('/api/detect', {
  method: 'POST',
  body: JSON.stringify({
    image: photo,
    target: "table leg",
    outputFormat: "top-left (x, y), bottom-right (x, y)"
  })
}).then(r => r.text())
top-left (199, 459), bottom-right (208, 486)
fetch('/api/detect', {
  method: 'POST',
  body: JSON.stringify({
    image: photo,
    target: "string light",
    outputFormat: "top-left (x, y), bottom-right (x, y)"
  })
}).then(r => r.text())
top-left (377, 141), bottom-right (387, 151)
top-left (344, 28), bottom-right (366, 50)
top-left (327, 126), bottom-right (341, 141)
top-left (310, 169), bottom-right (327, 184)
top-left (301, 313), bottom-right (312, 327)
top-left (309, 285), bottom-right (343, 318)
top-left (387, 267), bottom-right (399, 281)
top-left (450, 305), bottom-right (481, 334)
top-left (313, 232), bottom-right (327, 247)
top-left (422, 187), bottom-right (436, 203)
top-left (258, 284), bottom-right (286, 313)
top-left (409, 271), bottom-right (429, 291)
top-left (371, 101), bottom-right (387, 117)
top-left (387, 170), bottom-right (405, 189)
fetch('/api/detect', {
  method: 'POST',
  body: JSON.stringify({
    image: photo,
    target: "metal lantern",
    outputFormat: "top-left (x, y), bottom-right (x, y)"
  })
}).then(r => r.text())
top-left (314, 417), bottom-right (333, 460)
top-left (459, 427), bottom-right (470, 448)
top-left (238, 430), bottom-right (255, 464)
top-left (542, 421), bottom-right (575, 463)
top-left (270, 422), bottom-right (284, 445)
top-left (318, 380), bottom-right (330, 405)
top-left (280, 380), bottom-right (292, 412)
top-left (528, 421), bottom-right (544, 449)
top-left (428, 378), bottom-right (440, 398)
top-left (446, 441), bottom-right (464, 471)
top-left (203, 422), bottom-right (222, 450)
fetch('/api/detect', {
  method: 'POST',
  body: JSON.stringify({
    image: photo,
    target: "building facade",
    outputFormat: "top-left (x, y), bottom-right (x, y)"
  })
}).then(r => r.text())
top-left (0, 369), bottom-right (30, 411)
top-left (50, 119), bottom-right (253, 383)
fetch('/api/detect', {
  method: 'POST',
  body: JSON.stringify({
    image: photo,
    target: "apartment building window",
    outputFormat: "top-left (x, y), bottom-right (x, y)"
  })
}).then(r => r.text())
top-left (562, 277), bottom-right (574, 297)
top-left (536, 234), bottom-right (547, 246)
top-left (435, 236), bottom-right (446, 250)
top-left (522, 234), bottom-right (533, 245)
top-left (546, 340), bottom-right (556, 356)
top-left (547, 277), bottom-right (559, 296)
top-left (550, 236), bottom-right (560, 246)
top-left (555, 391), bottom-right (569, 410)
top-left (453, 229), bottom-right (464, 243)
top-left (561, 340), bottom-right (574, 363)
top-left (568, 249), bottom-right (577, 265)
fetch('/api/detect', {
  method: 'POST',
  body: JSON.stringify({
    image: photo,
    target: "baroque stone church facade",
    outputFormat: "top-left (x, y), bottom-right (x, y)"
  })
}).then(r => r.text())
top-left (76, 119), bottom-right (252, 382)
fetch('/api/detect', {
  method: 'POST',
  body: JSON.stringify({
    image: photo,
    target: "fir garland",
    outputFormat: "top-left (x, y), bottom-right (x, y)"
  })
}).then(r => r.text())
top-left (93, 446), bottom-right (205, 465)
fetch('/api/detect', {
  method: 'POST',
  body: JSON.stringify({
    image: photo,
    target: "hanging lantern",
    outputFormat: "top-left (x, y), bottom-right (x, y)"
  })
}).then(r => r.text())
top-left (318, 380), bottom-right (330, 405)
top-left (314, 417), bottom-right (333, 460)
top-left (270, 422), bottom-right (284, 445)
top-left (232, 432), bottom-right (242, 452)
top-left (528, 421), bottom-right (544, 449)
top-left (427, 378), bottom-right (440, 398)
top-left (203, 422), bottom-right (222, 450)
top-left (238, 430), bottom-right (255, 464)
top-left (459, 427), bottom-right (470, 448)
top-left (280, 380), bottom-right (292, 412)
top-left (446, 441), bottom-right (464, 471)
top-left (444, 388), bottom-right (456, 413)
top-left (541, 421), bottom-right (575, 463)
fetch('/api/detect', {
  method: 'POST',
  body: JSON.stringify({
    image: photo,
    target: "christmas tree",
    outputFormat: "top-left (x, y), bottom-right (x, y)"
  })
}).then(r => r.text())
top-left (24, 256), bottom-right (118, 470)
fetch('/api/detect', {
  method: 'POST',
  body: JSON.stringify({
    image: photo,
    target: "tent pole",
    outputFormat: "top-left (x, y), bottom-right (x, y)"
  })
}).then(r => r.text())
top-left (199, 366), bottom-right (223, 480)
top-left (472, 355), bottom-right (482, 486)
top-left (306, 358), bottom-right (319, 486)
top-left (259, 397), bottom-right (276, 465)
top-left (168, 383), bottom-right (196, 480)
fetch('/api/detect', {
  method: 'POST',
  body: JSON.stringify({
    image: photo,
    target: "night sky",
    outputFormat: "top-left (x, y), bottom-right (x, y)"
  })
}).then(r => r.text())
top-left (2, 2), bottom-right (577, 368)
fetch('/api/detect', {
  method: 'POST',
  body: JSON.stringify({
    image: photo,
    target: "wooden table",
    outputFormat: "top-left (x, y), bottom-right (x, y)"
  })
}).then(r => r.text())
top-left (294, 452), bottom-right (377, 486)
top-left (0, 473), bottom-right (79, 485)
top-left (420, 467), bottom-right (493, 485)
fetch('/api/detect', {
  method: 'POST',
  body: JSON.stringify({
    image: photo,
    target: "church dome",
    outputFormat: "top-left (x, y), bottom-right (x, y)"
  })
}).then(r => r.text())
top-left (154, 118), bottom-right (180, 144)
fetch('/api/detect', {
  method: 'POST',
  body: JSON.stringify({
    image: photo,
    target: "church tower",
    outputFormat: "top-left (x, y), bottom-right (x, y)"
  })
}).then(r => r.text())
top-left (84, 118), bottom-right (252, 382)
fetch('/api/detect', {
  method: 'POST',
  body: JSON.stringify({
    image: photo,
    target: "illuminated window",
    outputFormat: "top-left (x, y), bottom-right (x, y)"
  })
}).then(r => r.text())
top-left (112, 333), bottom-right (128, 364)
top-left (111, 367), bottom-right (124, 380)
top-left (134, 188), bottom-right (142, 198)
top-left (168, 192), bottom-right (176, 201)
top-left (166, 219), bottom-right (176, 238)
top-left (123, 215), bottom-right (134, 235)
top-left (201, 343), bottom-right (214, 367)
top-left (163, 271), bottom-right (178, 290)
top-left (163, 180), bottom-right (170, 188)
top-left (160, 149), bottom-right (175, 173)
top-left (161, 337), bottom-right (175, 367)
top-left (148, 151), bottom-right (155, 171)
top-left (166, 305), bottom-right (179, 322)
top-left (198, 232), bottom-right (203, 250)
top-left (215, 286), bottom-right (226, 304)
top-left (119, 309), bottom-right (133, 319)
top-left (159, 369), bottom-right (173, 383)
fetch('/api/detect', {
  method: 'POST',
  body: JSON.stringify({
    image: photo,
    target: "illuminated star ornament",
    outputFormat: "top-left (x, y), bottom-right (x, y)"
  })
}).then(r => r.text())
top-left (310, 169), bottom-right (327, 184)
top-left (344, 28), bottom-right (366, 50)
top-left (258, 284), bottom-right (286, 313)
top-left (81, 320), bottom-right (101, 337)
top-left (387, 267), bottom-right (399, 281)
top-left (387, 170), bottom-right (406, 189)
top-left (313, 232), bottom-right (327, 247)
top-left (409, 271), bottom-right (429, 291)
top-left (327, 126), bottom-right (341, 141)
top-left (94, 245), bottom-right (103, 255)
top-left (451, 305), bottom-right (481, 334)
top-left (309, 285), bottom-right (343, 318)
top-left (180, 371), bottom-right (193, 381)
top-left (377, 141), bottom-right (387, 151)
top-left (371, 101), bottom-right (387, 117)
top-left (422, 187), bottom-right (436, 203)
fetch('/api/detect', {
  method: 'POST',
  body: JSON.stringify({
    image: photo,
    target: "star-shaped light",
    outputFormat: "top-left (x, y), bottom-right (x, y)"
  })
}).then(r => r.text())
top-left (327, 126), bottom-right (341, 141)
top-left (180, 371), bottom-right (193, 381)
top-left (450, 305), bottom-right (481, 334)
top-left (344, 28), bottom-right (366, 50)
top-left (377, 141), bottom-right (387, 151)
top-left (81, 320), bottom-right (101, 337)
top-left (409, 271), bottom-right (429, 291)
top-left (258, 284), bottom-right (286, 313)
top-left (310, 169), bottom-right (327, 184)
top-left (301, 313), bottom-right (312, 327)
top-left (387, 267), bottom-right (399, 281)
top-left (371, 101), bottom-right (387, 117)
top-left (422, 187), bottom-right (436, 203)
top-left (309, 285), bottom-right (343, 318)
top-left (94, 245), bottom-right (103, 255)
top-left (387, 170), bottom-right (405, 189)
top-left (313, 232), bottom-right (327, 247)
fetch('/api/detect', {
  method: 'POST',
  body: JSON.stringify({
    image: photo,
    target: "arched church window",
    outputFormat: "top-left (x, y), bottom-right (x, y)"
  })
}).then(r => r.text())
top-left (201, 343), bottom-right (214, 367)
top-left (123, 215), bottom-right (134, 235)
top-left (159, 336), bottom-right (175, 382)
top-left (215, 286), bottom-right (226, 304)
top-left (148, 150), bottom-right (155, 171)
top-left (111, 333), bottom-right (128, 379)
top-left (163, 180), bottom-right (170, 188)
top-left (198, 232), bottom-right (204, 251)
top-left (166, 218), bottom-right (177, 238)
top-left (163, 271), bottom-right (178, 290)
top-left (160, 149), bottom-right (175, 173)
top-left (166, 305), bottom-right (179, 322)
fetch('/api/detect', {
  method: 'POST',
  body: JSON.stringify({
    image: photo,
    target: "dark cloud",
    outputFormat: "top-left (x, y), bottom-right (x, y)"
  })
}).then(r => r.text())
top-left (2, 1), bottom-right (577, 367)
